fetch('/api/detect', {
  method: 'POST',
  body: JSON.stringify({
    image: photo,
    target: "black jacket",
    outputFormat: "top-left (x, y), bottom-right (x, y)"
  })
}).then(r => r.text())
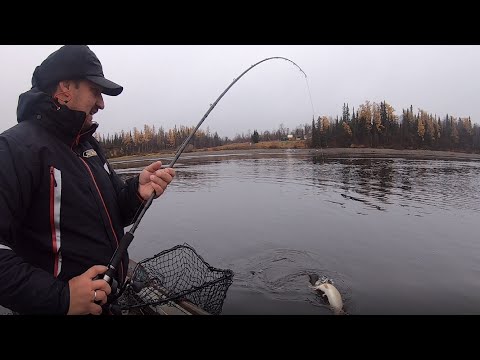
top-left (0, 87), bottom-right (144, 314)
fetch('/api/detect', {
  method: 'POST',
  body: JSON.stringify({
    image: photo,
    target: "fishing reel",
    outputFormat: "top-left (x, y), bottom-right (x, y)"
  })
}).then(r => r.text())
top-left (102, 276), bottom-right (149, 315)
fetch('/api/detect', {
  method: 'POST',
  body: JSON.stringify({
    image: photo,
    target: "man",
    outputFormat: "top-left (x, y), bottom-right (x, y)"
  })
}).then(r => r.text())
top-left (0, 45), bottom-right (176, 315)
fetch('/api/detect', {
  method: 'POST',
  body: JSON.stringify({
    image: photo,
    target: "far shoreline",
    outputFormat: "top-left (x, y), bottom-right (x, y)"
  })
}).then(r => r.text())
top-left (108, 147), bottom-right (480, 164)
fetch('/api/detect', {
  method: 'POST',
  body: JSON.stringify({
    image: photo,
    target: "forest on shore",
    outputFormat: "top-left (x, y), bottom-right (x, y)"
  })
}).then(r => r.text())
top-left (96, 100), bottom-right (479, 159)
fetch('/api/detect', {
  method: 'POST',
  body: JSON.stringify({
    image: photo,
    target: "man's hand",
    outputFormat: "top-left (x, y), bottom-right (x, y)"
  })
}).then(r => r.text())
top-left (138, 161), bottom-right (176, 200)
top-left (67, 265), bottom-right (112, 315)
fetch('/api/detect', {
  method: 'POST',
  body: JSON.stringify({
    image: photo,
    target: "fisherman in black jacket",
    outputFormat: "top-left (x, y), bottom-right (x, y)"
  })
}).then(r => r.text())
top-left (0, 45), bottom-right (176, 315)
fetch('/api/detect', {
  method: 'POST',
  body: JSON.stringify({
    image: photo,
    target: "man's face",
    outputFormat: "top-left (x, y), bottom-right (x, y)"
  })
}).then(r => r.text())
top-left (66, 80), bottom-right (105, 131)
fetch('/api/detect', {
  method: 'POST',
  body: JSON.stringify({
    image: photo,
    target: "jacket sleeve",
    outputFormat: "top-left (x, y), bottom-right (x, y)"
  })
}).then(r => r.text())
top-left (111, 170), bottom-right (146, 226)
top-left (0, 136), bottom-right (70, 314)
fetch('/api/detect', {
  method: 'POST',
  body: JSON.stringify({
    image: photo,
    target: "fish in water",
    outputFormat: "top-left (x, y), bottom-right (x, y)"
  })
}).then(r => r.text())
top-left (308, 274), bottom-right (345, 315)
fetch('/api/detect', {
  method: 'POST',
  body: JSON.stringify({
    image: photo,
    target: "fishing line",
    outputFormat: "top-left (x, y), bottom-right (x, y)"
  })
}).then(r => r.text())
top-left (304, 74), bottom-right (316, 121)
top-left (304, 73), bottom-right (325, 163)
top-left (100, 56), bottom-right (316, 291)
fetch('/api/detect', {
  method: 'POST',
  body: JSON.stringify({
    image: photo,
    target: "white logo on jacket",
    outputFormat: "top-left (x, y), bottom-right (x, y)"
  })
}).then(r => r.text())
top-left (82, 149), bottom-right (98, 158)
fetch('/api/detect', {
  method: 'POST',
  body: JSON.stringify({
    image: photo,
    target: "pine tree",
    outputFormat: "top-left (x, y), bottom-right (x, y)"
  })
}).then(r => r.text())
top-left (251, 130), bottom-right (260, 144)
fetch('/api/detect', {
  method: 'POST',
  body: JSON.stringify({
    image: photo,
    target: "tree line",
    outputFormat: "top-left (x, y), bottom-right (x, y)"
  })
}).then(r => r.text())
top-left (95, 100), bottom-right (480, 158)
top-left (96, 125), bottom-right (223, 158)
top-left (308, 101), bottom-right (478, 151)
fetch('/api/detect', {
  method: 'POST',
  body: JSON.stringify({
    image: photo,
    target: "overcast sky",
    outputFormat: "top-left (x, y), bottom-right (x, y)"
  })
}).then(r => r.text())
top-left (1, 45), bottom-right (479, 139)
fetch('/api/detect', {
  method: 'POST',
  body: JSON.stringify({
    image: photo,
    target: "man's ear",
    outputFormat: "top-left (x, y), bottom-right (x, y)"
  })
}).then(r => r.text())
top-left (54, 81), bottom-right (72, 104)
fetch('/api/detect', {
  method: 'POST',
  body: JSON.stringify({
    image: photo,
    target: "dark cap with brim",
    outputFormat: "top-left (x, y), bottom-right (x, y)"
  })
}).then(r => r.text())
top-left (86, 75), bottom-right (123, 96)
top-left (32, 45), bottom-right (123, 96)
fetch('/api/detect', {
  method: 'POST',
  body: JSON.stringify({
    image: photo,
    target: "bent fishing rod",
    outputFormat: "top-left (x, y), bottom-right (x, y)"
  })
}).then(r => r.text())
top-left (98, 56), bottom-right (311, 288)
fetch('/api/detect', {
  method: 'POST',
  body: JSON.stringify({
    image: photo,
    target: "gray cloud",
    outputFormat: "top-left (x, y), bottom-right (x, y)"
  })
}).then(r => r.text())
top-left (1, 45), bottom-right (479, 139)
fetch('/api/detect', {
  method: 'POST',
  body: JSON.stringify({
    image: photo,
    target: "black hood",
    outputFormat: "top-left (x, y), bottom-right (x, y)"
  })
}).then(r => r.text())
top-left (17, 86), bottom-right (55, 124)
top-left (16, 87), bottom-right (98, 147)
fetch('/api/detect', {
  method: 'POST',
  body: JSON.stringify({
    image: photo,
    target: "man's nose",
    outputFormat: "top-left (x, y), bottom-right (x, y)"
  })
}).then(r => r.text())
top-left (97, 94), bottom-right (105, 110)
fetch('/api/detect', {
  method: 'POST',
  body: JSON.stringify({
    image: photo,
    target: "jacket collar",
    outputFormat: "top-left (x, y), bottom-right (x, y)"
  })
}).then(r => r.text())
top-left (17, 88), bottom-right (98, 148)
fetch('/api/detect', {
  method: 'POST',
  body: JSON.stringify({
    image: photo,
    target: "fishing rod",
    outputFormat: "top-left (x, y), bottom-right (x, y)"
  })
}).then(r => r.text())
top-left (97, 56), bottom-right (311, 292)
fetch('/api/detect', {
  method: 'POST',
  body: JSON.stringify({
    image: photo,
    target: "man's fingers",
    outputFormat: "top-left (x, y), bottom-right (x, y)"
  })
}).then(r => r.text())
top-left (94, 289), bottom-right (108, 305)
top-left (92, 279), bottom-right (112, 295)
top-left (166, 168), bottom-right (176, 177)
top-left (86, 265), bottom-right (108, 279)
top-left (155, 170), bottom-right (174, 183)
top-left (150, 175), bottom-right (168, 188)
top-left (90, 303), bottom-right (103, 315)
top-left (150, 183), bottom-right (165, 197)
top-left (144, 161), bottom-right (163, 173)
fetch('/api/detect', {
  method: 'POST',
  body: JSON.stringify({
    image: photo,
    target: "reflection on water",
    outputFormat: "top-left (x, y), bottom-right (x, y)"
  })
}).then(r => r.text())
top-left (306, 156), bottom-right (480, 213)
top-left (110, 152), bottom-right (480, 315)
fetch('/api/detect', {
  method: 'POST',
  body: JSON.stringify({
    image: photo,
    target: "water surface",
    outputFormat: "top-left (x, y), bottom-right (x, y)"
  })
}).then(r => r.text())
top-left (114, 150), bottom-right (480, 315)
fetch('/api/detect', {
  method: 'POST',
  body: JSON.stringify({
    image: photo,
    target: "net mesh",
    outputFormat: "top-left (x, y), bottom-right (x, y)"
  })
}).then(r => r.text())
top-left (114, 244), bottom-right (234, 315)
